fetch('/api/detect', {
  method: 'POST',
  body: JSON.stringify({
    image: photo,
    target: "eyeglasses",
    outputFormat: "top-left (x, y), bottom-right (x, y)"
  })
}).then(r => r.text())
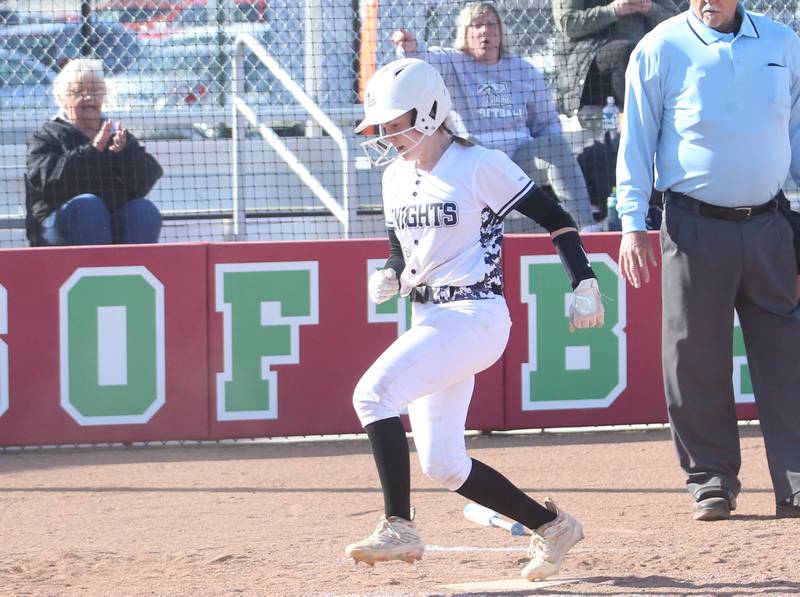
top-left (468, 19), bottom-right (500, 28)
top-left (65, 86), bottom-right (106, 98)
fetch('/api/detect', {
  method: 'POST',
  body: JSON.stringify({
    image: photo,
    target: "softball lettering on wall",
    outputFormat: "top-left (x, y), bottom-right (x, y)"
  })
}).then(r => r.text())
top-left (59, 267), bottom-right (165, 426)
top-left (215, 262), bottom-right (319, 421)
top-left (520, 254), bottom-right (627, 410)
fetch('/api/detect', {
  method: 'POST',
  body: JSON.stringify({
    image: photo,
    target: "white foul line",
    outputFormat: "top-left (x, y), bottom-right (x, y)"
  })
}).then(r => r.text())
top-left (425, 544), bottom-right (527, 553)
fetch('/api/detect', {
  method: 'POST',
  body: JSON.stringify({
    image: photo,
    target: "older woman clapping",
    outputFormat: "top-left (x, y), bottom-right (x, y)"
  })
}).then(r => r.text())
top-left (25, 59), bottom-right (162, 246)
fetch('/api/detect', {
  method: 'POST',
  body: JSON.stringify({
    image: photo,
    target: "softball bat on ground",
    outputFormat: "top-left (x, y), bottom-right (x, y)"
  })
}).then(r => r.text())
top-left (463, 502), bottom-right (528, 536)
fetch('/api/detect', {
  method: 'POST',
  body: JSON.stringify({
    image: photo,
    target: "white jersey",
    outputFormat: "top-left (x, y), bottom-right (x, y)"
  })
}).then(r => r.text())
top-left (382, 142), bottom-right (532, 294)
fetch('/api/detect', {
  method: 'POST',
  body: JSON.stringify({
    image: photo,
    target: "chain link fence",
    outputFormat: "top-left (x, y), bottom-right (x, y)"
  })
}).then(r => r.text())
top-left (0, 0), bottom-right (798, 245)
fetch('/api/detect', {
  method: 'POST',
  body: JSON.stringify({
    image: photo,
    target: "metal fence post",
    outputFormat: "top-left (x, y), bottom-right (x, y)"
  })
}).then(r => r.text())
top-left (304, 0), bottom-right (323, 137)
top-left (229, 43), bottom-right (248, 241)
top-left (80, 0), bottom-right (93, 58)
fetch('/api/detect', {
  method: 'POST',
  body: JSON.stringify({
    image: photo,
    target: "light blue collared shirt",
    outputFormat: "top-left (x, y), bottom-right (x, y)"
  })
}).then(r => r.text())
top-left (617, 4), bottom-right (800, 232)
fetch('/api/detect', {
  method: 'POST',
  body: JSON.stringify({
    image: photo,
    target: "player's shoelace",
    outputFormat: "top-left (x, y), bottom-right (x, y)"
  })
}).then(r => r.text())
top-left (528, 534), bottom-right (551, 561)
top-left (367, 516), bottom-right (419, 547)
top-left (373, 518), bottom-right (401, 541)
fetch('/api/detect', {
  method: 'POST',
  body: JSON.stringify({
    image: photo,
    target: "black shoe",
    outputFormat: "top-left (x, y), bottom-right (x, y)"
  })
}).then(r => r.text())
top-left (776, 493), bottom-right (800, 518)
top-left (693, 488), bottom-right (737, 521)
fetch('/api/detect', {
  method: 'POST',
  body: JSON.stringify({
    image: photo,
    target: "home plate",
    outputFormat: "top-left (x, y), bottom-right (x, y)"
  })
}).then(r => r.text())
top-left (441, 578), bottom-right (577, 592)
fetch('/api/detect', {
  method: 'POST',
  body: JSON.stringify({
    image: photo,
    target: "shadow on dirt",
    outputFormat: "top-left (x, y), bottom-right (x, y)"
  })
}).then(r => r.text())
top-left (431, 575), bottom-right (800, 596)
top-left (0, 423), bottom-right (764, 475)
top-left (571, 575), bottom-right (800, 595)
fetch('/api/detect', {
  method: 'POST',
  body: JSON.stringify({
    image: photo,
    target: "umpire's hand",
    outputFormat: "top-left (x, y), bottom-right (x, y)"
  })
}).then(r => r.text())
top-left (619, 231), bottom-right (658, 288)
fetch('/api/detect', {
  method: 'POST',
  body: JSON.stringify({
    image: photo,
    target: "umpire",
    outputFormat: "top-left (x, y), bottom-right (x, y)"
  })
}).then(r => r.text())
top-left (616, 0), bottom-right (800, 520)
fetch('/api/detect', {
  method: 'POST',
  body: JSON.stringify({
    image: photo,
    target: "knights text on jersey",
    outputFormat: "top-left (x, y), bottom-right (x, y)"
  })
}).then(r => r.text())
top-left (382, 142), bottom-right (533, 291)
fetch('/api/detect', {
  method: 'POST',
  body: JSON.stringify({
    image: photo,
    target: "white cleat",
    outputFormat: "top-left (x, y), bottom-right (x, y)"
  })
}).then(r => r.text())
top-left (521, 498), bottom-right (584, 581)
top-left (345, 514), bottom-right (425, 566)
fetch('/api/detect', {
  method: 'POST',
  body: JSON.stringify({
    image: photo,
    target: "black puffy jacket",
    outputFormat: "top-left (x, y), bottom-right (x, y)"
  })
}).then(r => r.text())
top-left (25, 117), bottom-right (163, 246)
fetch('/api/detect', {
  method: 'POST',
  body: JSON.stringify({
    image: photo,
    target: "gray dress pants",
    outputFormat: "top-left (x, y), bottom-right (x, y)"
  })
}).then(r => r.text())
top-left (660, 198), bottom-right (800, 503)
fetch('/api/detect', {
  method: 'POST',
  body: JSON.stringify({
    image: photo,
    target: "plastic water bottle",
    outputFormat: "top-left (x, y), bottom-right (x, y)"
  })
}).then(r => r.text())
top-left (602, 96), bottom-right (619, 131)
top-left (606, 187), bottom-right (621, 231)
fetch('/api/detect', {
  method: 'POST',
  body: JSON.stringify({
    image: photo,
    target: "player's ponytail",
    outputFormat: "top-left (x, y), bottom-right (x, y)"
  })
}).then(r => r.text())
top-left (440, 120), bottom-right (474, 147)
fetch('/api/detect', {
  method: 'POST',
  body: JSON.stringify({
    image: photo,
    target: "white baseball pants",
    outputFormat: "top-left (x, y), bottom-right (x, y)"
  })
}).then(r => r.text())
top-left (353, 297), bottom-right (511, 490)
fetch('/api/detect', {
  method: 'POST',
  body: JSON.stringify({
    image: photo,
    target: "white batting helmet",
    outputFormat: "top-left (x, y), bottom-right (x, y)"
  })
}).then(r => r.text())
top-left (355, 59), bottom-right (452, 165)
top-left (356, 58), bottom-right (451, 134)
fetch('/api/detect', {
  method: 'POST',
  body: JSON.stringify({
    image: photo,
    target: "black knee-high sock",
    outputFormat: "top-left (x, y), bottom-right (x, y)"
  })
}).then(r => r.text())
top-left (365, 417), bottom-right (411, 521)
top-left (456, 458), bottom-right (556, 530)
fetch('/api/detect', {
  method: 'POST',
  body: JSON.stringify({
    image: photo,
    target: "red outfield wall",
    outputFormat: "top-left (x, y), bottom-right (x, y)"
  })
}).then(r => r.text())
top-left (0, 234), bottom-right (758, 446)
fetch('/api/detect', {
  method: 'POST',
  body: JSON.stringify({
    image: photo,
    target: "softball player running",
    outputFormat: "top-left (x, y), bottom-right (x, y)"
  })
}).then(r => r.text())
top-left (346, 58), bottom-right (604, 581)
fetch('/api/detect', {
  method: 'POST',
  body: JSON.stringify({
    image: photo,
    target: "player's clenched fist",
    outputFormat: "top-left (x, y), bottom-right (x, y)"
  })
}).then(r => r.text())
top-left (368, 268), bottom-right (400, 304)
top-left (569, 278), bottom-right (604, 332)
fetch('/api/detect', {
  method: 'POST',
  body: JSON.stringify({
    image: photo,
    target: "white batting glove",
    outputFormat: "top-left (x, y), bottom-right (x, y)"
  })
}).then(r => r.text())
top-left (569, 278), bottom-right (605, 332)
top-left (368, 268), bottom-right (399, 304)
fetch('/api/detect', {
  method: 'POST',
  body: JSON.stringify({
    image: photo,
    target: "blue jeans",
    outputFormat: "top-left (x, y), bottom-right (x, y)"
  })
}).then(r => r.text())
top-left (41, 194), bottom-right (161, 246)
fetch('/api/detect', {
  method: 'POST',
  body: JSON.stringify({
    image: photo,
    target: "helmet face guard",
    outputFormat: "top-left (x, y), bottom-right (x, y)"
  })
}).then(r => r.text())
top-left (360, 124), bottom-right (423, 167)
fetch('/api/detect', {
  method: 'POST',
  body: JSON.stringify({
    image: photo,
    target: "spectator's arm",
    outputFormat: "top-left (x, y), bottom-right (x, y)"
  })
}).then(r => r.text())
top-left (553, 0), bottom-right (619, 39)
top-left (113, 133), bottom-right (164, 200)
top-left (391, 28), bottom-right (418, 53)
top-left (395, 37), bottom-right (458, 80)
top-left (645, 0), bottom-right (680, 27)
top-left (396, 35), bottom-right (427, 59)
top-left (616, 41), bottom-right (663, 233)
top-left (525, 64), bottom-right (562, 137)
top-left (26, 127), bottom-right (112, 208)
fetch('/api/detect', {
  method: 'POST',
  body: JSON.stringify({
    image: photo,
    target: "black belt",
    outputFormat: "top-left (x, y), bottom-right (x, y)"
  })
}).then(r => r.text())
top-left (409, 282), bottom-right (503, 304)
top-left (665, 190), bottom-right (780, 222)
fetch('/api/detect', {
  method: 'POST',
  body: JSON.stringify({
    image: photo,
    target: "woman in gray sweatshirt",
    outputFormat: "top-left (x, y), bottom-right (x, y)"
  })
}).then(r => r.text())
top-left (393, 0), bottom-right (598, 229)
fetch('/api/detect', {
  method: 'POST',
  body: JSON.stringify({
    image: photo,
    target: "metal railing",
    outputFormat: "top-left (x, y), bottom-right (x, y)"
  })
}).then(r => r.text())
top-left (229, 32), bottom-right (357, 240)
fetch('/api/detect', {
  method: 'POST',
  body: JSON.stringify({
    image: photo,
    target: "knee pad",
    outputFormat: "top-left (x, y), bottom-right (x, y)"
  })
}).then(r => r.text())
top-left (352, 366), bottom-right (409, 427)
top-left (419, 456), bottom-right (470, 491)
top-left (352, 372), bottom-right (387, 426)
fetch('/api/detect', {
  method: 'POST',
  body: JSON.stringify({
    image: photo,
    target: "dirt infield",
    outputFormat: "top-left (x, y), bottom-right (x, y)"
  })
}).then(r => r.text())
top-left (1, 425), bottom-right (797, 596)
